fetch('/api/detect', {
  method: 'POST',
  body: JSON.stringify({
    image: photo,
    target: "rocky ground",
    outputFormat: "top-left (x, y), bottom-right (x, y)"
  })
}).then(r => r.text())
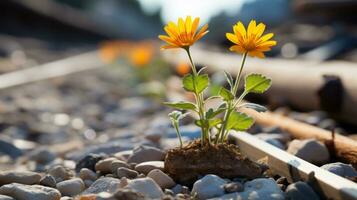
top-left (0, 65), bottom-right (356, 200)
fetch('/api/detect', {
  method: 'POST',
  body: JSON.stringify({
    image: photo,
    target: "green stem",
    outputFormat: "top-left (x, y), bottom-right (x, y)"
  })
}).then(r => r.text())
top-left (172, 121), bottom-right (183, 148)
top-left (184, 47), bottom-right (208, 146)
top-left (218, 52), bottom-right (248, 143)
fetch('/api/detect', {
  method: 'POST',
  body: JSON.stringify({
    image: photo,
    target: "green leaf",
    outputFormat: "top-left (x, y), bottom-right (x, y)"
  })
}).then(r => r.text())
top-left (224, 71), bottom-right (234, 88)
top-left (206, 107), bottom-right (225, 119)
top-left (240, 103), bottom-right (267, 112)
top-left (168, 110), bottom-right (188, 121)
top-left (195, 118), bottom-right (222, 128)
top-left (219, 87), bottom-right (234, 101)
top-left (182, 74), bottom-right (209, 94)
top-left (226, 111), bottom-right (254, 131)
top-left (164, 101), bottom-right (197, 111)
top-left (244, 73), bottom-right (271, 94)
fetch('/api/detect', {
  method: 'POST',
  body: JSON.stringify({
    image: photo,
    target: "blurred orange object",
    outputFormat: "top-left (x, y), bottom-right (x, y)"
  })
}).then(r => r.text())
top-left (98, 40), bottom-right (128, 63)
top-left (128, 42), bottom-right (154, 67)
top-left (175, 62), bottom-right (191, 76)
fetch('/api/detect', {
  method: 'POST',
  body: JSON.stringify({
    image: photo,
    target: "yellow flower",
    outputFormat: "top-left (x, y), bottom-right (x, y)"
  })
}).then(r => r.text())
top-left (226, 20), bottom-right (276, 58)
top-left (159, 16), bottom-right (209, 50)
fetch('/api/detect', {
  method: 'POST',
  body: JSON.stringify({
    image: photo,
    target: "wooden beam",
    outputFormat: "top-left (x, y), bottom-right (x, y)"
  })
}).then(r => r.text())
top-left (231, 132), bottom-right (357, 200)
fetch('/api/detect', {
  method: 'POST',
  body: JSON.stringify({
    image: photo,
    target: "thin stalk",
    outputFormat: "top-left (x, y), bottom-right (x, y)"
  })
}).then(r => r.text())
top-left (185, 47), bottom-right (208, 145)
top-left (172, 121), bottom-right (183, 148)
top-left (218, 52), bottom-right (248, 143)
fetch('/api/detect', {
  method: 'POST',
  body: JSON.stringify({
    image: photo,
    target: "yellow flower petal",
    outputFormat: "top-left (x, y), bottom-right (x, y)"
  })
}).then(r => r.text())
top-left (226, 33), bottom-right (238, 44)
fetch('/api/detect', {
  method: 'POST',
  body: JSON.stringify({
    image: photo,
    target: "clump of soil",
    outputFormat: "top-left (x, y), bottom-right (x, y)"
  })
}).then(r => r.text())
top-left (164, 140), bottom-right (262, 185)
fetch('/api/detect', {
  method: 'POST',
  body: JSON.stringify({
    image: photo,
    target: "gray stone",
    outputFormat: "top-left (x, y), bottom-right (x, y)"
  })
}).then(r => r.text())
top-left (287, 139), bottom-right (330, 165)
top-left (79, 168), bottom-right (97, 181)
top-left (135, 161), bottom-right (164, 175)
top-left (0, 171), bottom-right (42, 186)
top-left (0, 138), bottom-right (23, 159)
top-left (75, 153), bottom-right (107, 172)
top-left (95, 158), bottom-right (117, 174)
top-left (127, 145), bottom-right (166, 164)
top-left (191, 174), bottom-right (226, 200)
top-left (114, 150), bottom-right (132, 160)
top-left (84, 180), bottom-right (94, 188)
top-left (40, 175), bottom-right (57, 188)
top-left (113, 188), bottom-right (145, 200)
top-left (111, 160), bottom-right (131, 174)
top-left (124, 177), bottom-right (164, 199)
top-left (171, 184), bottom-right (182, 195)
top-left (0, 183), bottom-right (61, 200)
top-left (223, 182), bottom-right (244, 193)
top-left (48, 165), bottom-right (73, 183)
top-left (56, 178), bottom-right (85, 197)
top-left (0, 195), bottom-right (15, 200)
top-left (285, 181), bottom-right (319, 200)
top-left (81, 177), bottom-right (121, 195)
top-left (28, 148), bottom-right (56, 164)
top-left (240, 178), bottom-right (284, 200)
top-left (321, 162), bottom-right (357, 178)
top-left (117, 167), bottom-right (138, 179)
top-left (147, 169), bottom-right (175, 189)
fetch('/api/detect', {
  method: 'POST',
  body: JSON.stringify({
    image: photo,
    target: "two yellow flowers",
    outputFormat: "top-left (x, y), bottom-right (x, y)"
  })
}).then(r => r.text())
top-left (159, 16), bottom-right (276, 58)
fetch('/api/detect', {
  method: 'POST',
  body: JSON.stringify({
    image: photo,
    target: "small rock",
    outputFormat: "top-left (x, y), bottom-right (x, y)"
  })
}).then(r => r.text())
top-left (240, 178), bottom-right (284, 200)
top-left (39, 175), bottom-right (57, 188)
top-left (223, 182), bottom-right (244, 193)
top-left (285, 181), bottom-right (319, 200)
top-left (96, 192), bottom-right (115, 200)
top-left (191, 174), bottom-right (226, 200)
top-left (287, 139), bottom-right (330, 165)
top-left (79, 168), bottom-right (97, 181)
top-left (83, 180), bottom-right (93, 188)
top-left (0, 183), bottom-right (61, 200)
top-left (164, 189), bottom-right (174, 196)
top-left (135, 161), bottom-right (164, 174)
top-left (117, 167), bottom-right (138, 179)
top-left (0, 171), bottom-right (42, 186)
top-left (147, 169), bottom-right (175, 189)
top-left (181, 186), bottom-right (189, 194)
top-left (111, 160), bottom-right (130, 174)
top-left (57, 178), bottom-right (85, 197)
top-left (171, 184), bottom-right (182, 195)
top-left (114, 150), bottom-right (132, 161)
top-left (124, 177), bottom-right (164, 199)
top-left (95, 158), bottom-right (117, 174)
top-left (48, 165), bottom-right (73, 183)
top-left (60, 197), bottom-right (73, 200)
top-left (113, 188), bottom-right (145, 200)
top-left (0, 195), bottom-right (15, 200)
top-left (0, 138), bottom-right (23, 159)
top-left (28, 148), bottom-right (56, 164)
top-left (81, 177), bottom-right (121, 195)
top-left (75, 153), bottom-right (106, 172)
top-left (127, 145), bottom-right (166, 164)
top-left (321, 162), bottom-right (357, 178)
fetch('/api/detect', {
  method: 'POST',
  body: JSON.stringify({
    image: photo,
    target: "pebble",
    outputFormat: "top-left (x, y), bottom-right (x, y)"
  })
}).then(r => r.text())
top-left (287, 139), bottom-right (330, 165)
top-left (114, 150), bottom-right (133, 160)
top-left (0, 171), bottom-right (42, 186)
top-left (127, 145), bottom-right (166, 164)
top-left (171, 184), bottom-right (182, 195)
top-left (83, 180), bottom-right (94, 188)
top-left (48, 165), bottom-right (73, 183)
top-left (285, 181), bottom-right (319, 200)
top-left (81, 177), bottom-right (121, 195)
top-left (79, 168), bottom-right (97, 181)
top-left (113, 188), bottom-right (145, 200)
top-left (0, 195), bottom-right (15, 200)
top-left (191, 174), bottom-right (227, 200)
top-left (95, 158), bottom-right (118, 174)
top-left (111, 160), bottom-right (131, 173)
top-left (0, 138), bottom-right (23, 159)
top-left (147, 169), bottom-right (175, 189)
top-left (28, 148), bottom-right (56, 164)
top-left (134, 161), bottom-right (164, 174)
top-left (117, 167), bottom-right (138, 179)
top-left (75, 153), bottom-right (107, 172)
top-left (124, 177), bottom-right (164, 199)
top-left (321, 162), bottom-right (357, 178)
top-left (223, 182), bottom-right (244, 193)
top-left (39, 175), bottom-right (57, 188)
top-left (56, 178), bottom-right (85, 197)
top-left (0, 183), bottom-right (61, 200)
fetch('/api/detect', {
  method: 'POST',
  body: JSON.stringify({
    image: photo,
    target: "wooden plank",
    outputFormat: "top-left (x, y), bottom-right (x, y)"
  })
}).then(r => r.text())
top-left (231, 132), bottom-right (357, 200)
top-left (0, 51), bottom-right (103, 90)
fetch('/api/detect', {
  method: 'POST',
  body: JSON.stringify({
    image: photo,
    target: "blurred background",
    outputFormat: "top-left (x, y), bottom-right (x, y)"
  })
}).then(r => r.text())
top-left (1, 0), bottom-right (357, 165)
